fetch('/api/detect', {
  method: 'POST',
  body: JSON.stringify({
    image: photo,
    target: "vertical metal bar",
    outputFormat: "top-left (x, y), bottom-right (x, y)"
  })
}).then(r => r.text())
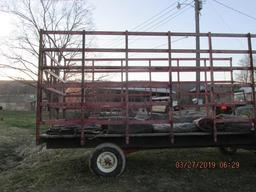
top-left (56, 54), bottom-right (61, 119)
top-left (208, 32), bottom-right (217, 143)
top-left (36, 29), bottom-right (44, 145)
top-left (230, 57), bottom-right (235, 114)
top-left (248, 33), bottom-right (256, 131)
top-left (63, 59), bottom-right (66, 119)
top-left (80, 30), bottom-right (86, 146)
top-left (149, 60), bottom-right (152, 83)
top-left (204, 59), bottom-right (209, 116)
top-left (168, 31), bottom-right (174, 144)
top-left (121, 60), bottom-right (124, 83)
top-left (92, 60), bottom-right (95, 117)
top-left (149, 60), bottom-right (152, 116)
top-left (177, 59), bottom-right (181, 116)
top-left (125, 31), bottom-right (129, 144)
top-left (92, 60), bottom-right (95, 82)
top-left (121, 60), bottom-right (124, 107)
top-left (49, 54), bottom-right (53, 120)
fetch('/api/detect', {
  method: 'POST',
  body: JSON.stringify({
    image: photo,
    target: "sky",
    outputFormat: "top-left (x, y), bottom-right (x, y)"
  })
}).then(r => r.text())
top-left (88, 0), bottom-right (256, 33)
top-left (0, 0), bottom-right (256, 80)
top-left (1, 0), bottom-right (256, 39)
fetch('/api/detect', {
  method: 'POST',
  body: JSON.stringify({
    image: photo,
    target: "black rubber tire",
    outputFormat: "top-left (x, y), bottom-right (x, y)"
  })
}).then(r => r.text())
top-left (89, 143), bottom-right (126, 177)
top-left (219, 146), bottom-right (238, 155)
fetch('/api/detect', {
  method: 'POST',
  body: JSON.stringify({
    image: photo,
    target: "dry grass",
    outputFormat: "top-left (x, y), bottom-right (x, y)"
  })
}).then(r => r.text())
top-left (0, 111), bottom-right (256, 192)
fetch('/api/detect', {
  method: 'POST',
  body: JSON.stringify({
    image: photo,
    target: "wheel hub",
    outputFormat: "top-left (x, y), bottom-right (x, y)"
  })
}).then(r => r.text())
top-left (97, 151), bottom-right (118, 173)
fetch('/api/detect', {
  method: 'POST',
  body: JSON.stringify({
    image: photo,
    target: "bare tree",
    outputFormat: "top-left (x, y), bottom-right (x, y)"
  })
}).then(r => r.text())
top-left (236, 55), bottom-right (256, 83)
top-left (0, 0), bottom-right (93, 82)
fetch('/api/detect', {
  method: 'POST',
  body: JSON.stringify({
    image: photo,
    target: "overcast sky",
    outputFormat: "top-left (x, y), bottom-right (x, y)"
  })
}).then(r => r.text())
top-left (1, 0), bottom-right (255, 39)
top-left (88, 0), bottom-right (256, 33)
top-left (0, 0), bottom-right (256, 80)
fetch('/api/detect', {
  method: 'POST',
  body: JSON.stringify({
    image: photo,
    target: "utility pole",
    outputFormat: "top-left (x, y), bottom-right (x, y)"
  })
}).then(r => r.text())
top-left (195, 0), bottom-right (202, 108)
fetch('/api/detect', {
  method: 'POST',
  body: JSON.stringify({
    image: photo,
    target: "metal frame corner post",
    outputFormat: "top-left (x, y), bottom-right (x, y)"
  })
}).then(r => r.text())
top-left (36, 29), bottom-right (44, 145)
top-left (208, 32), bottom-right (217, 143)
top-left (125, 30), bottom-right (129, 145)
top-left (80, 30), bottom-right (86, 146)
top-left (247, 33), bottom-right (256, 131)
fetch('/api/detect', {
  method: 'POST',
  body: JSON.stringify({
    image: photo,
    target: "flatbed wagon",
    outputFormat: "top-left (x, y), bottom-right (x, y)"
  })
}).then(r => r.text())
top-left (36, 30), bottom-right (256, 176)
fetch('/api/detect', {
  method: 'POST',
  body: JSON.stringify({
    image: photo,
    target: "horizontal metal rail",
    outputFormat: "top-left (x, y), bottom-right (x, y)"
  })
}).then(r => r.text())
top-left (65, 57), bottom-right (232, 62)
top-left (43, 47), bottom-right (256, 54)
top-left (41, 30), bottom-right (256, 38)
top-left (42, 119), bottom-right (170, 126)
top-left (42, 66), bottom-right (255, 72)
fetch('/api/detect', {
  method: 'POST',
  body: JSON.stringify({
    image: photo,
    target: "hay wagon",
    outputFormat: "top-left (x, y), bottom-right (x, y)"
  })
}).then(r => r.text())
top-left (36, 30), bottom-right (256, 176)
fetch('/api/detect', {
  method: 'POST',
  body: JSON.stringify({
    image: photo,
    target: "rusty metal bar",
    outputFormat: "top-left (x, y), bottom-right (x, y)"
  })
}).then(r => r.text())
top-left (208, 32), bottom-right (217, 143)
top-left (43, 47), bottom-right (256, 54)
top-left (65, 57), bottom-right (232, 62)
top-left (63, 59), bottom-right (67, 119)
top-left (203, 59), bottom-right (209, 116)
top-left (121, 60), bottom-right (124, 104)
top-left (248, 33), bottom-right (256, 131)
top-left (43, 81), bottom-right (170, 88)
top-left (44, 101), bottom-right (169, 109)
top-left (43, 101), bottom-right (251, 108)
top-left (80, 31), bottom-right (86, 146)
top-left (125, 31), bottom-right (129, 145)
top-left (42, 65), bottom-right (254, 72)
top-left (92, 60), bottom-right (95, 82)
top-left (177, 59), bottom-right (181, 116)
top-left (229, 57), bottom-right (235, 114)
top-left (36, 29), bottom-right (44, 145)
top-left (43, 81), bottom-right (252, 89)
top-left (41, 30), bottom-right (256, 38)
top-left (42, 119), bottom-right (170, 126)
top-left (149, 60), bottom-right (153, 117)
top-left (168, 31), bottom-right (174, 144)
top-left (65, 93), bottom-right (151, 98)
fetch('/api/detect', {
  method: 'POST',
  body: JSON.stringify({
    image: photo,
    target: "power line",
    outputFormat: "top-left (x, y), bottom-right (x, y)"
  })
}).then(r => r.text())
top-left (105, 0), bottom-right (190, 48)
top-left (131, 0), bottom-right (188, 30)
top-left (212, 0), bottom-right (256, 21)
top-left (209, 0), bottom-right (246, 48)
top-left (209, 0), bottom-right (233, 32)
top-left (101, 1), bottom-right (193, 64)
top-left (134, 6), bottom-right (178, 32)
top-left (109, 3), bottom-right (192, 48)
top-left (126, 4), bottom-right (192, 46)
top-left (148, 4), bottom-right (192, 31)
top-left (133, 1), bottom-right (177, 29)
top-left (129, 9), bottom-right (186, 43)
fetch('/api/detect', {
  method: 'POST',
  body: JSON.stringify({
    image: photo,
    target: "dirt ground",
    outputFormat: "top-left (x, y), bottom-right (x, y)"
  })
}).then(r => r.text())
top-left (1, 111), bottom-right (256, 192)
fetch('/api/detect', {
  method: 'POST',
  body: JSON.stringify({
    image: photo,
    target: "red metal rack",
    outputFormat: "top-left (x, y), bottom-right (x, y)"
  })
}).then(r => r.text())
top-left (36, 30), bottom-right (256, 146)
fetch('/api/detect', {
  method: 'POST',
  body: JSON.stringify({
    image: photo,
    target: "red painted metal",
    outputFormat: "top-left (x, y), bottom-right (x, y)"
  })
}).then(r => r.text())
top-left (168, 31), bottom-right (174, 144)
top-left (36, 30), bottom-right (256, 146)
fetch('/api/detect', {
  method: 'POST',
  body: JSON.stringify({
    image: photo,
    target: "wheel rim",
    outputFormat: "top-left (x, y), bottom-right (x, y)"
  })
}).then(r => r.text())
top-left (96, 151), bottom-right (118, 173)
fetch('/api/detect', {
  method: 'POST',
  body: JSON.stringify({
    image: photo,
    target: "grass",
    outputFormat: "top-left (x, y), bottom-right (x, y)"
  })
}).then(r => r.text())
top-left (0, 111), bottom-right (256, 192)
top-left (0, 110), bottom-right (35, 129)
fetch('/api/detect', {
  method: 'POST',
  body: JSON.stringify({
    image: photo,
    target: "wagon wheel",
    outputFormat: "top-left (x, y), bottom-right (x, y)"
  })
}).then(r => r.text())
top-left (89, 143), bottom-right (126, 177)
top-left (219, 146), bottom-right (238, 155)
